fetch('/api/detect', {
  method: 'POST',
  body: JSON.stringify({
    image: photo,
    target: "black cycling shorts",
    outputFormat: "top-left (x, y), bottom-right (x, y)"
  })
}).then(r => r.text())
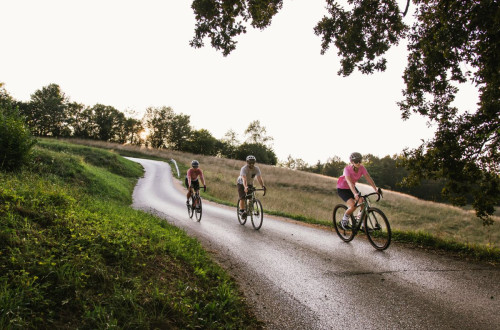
top-left (337, 188), bottom-right (360, 202)
top-left (185, 178), bottom-right (200, 190)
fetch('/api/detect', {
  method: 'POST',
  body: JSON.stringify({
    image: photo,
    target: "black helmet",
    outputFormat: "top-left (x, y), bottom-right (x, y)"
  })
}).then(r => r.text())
top-left (349, 152), bottom-right (362, 163)
top-left (191, 160), bottom-right (199, 168)
top-left (246, 155), bottom-right (256, 163)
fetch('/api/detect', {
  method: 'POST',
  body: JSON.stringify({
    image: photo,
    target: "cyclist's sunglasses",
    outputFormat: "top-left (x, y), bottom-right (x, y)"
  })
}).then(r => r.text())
top-left (353, 160), bottom-right (362, 164)
top-left (247, 161), bottom-right (256, 165)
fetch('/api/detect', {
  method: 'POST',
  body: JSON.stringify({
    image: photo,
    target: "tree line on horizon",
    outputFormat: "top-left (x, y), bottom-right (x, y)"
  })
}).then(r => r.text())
top-left (2, 83), bottom-right (278, 165)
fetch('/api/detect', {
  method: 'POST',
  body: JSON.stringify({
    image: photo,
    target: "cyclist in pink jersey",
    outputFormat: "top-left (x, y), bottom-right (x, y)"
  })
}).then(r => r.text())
top-left (337, 152), bottom-right (379, 229)
top-left (185, 160), bottom-right (206, 207)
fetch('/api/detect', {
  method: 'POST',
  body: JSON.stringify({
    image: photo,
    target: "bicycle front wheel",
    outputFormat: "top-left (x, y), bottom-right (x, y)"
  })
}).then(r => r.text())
top-left (237, 199), bottom-right (247, 225)
top-left (333, 204), bottom-right (355, 242)
top-left (195, 196), bottom-right (202, 222)
top-left (364, 207), bottom-right (391, 250)
top-left (188, 198), bottom-right (194, 219)
top-left (250, 199), bottom-right (263, 230)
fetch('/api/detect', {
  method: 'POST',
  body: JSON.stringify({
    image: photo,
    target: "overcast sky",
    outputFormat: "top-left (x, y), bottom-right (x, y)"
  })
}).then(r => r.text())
top-left (0, 0), bottom-right (478, 164)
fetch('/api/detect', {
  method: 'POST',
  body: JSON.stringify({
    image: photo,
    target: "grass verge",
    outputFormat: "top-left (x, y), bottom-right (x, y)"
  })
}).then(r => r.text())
top-left (0, 139), bottom-right (260, 329)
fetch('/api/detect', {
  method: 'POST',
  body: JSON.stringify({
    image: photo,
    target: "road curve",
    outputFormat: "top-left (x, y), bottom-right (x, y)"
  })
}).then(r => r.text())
top-left (127, 157), bottom-right (500, 330)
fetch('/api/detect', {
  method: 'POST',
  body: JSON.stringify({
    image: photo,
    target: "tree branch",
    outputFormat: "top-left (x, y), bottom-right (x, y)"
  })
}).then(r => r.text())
top-left (402, 0), bottom-right (410, 16)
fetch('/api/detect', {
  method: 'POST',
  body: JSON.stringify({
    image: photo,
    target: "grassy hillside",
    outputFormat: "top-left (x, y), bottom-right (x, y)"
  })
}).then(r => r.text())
top-left (0, 139), bottom-right (260, 329)
top-left (66, 138), bottom-right (500, 261)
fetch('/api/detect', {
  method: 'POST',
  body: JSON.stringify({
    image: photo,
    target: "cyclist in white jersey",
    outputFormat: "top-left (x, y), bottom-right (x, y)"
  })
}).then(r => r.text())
top-left (237, 155), bottom-right (266, 216)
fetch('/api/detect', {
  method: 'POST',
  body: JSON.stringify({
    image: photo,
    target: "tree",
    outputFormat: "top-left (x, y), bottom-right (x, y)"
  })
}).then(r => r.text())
top-left (236, 142), bottom-right (277, 165)
top-left (190, 0), bottom-right (500, 223)
top-left (166, 113), bottom-right (192, 151)
top-left (218, 129), bottom-right (240, 158)
top-left (66, 102), bottom-right (88, 138)
top-left (244, 120), bottom-right (273, 146)
top-left (185, 129), bottom-right (219, 155)
top-left (122, 118), bottom-right (143, 145)
top-left (321, 156), bottom-right (346, 178)
top-left (143, 106), bottom-right (174, 149)
top-left (279, 155), bottom-right (308, 170)
top-left (0, 83), bottom-right (36, 171)
top-left (91, 104), bottom-right (124, 142)
top-left (24, 84), bottom-right (70, 137)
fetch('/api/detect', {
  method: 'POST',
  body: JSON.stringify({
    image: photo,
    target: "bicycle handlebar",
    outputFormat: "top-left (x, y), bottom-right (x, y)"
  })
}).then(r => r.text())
top-left (247, 187), bottom-right (266, 197)
top-left (354, 188), bottom-right (383, 206)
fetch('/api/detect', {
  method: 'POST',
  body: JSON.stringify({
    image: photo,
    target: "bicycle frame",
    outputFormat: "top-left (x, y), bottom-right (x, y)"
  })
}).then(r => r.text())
top-left (237, 186), bottom-right (266, 230)
top-left (187, 188), bottom-right (203, 221)
top-left (352, 191), bottom-right (381, 232)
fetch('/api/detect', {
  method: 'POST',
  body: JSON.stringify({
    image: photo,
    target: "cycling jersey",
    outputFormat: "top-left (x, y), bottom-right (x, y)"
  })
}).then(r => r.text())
top-left (337, 165), bottom-right (367, 189)
top-left (237, 165), bottom-right (261, 185)
top-left (186, 168), bottom-right (204, 183)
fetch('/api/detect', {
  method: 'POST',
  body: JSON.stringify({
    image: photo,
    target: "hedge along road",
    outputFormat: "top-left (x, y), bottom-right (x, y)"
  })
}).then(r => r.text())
top-left (126, 157), bottom-right (500, 329)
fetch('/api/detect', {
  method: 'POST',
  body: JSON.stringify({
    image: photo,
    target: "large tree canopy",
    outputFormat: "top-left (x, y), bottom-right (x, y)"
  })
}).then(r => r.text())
top-left (190, 0), bottom-right (499, 223)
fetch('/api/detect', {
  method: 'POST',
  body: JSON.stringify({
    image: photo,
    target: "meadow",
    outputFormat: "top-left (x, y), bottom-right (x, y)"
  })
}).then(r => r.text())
top-left (69, 138), bottom-right (500, 257)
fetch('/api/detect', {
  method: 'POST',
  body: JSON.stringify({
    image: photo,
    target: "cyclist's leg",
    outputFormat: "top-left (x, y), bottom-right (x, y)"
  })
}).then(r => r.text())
top-left (185, 178), bottom-right (192, 204)
top-left (192, 181), bottom-right (200, 207)
top-left (339, 188), bottom-right (360, 216)
top-left (237, 184), bottom-right (246, 212)
top-left (345, 198), bottom-right (356, 216)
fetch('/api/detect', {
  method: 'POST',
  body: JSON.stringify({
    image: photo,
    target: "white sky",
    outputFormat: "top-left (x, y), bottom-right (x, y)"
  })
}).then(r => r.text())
top-left (0, 0), bottom-right (479, 165)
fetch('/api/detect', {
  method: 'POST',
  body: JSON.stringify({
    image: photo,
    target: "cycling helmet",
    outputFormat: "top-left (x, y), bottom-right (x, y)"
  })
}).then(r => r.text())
top-left (191, 160), bottom-right (199, 168)
top-left (246, 155), bottom-right (256, 163)
top-left (349, 152), bottom-right (362, 163)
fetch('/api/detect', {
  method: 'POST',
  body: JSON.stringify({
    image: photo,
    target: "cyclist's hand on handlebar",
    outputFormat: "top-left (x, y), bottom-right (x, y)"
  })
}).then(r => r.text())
top-left (203, 185), bottom-right (206, 192)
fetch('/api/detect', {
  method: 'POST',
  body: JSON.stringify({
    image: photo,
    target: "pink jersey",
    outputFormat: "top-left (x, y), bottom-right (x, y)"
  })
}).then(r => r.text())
top-left (337, 165), bottom-right (367, 189)
top-left (186, 168), bottom-right (204, 182)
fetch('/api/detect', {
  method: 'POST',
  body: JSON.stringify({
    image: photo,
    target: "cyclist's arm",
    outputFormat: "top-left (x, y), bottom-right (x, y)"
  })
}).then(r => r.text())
top-left (242, 176), bottom-right (249, 192)
top-left (345, 175), bottom-right (360, 200)
top-left (257, 175), bottom-right (264, 188)
top-left (199, 170), bottom-right (206, 186)
top-left (187, 169), bottom-right (192, 188)
top-left (364, 171), bottom-right (378, 192)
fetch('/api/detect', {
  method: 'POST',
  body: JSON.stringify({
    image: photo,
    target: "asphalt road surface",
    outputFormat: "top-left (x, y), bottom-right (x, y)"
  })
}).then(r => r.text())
top-left (127, 157), bottom-right (500, 330)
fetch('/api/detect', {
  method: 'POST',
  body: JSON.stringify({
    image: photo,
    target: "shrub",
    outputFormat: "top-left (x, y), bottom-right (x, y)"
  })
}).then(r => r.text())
top-left (236, 142), bottom-right (277, 165)
top-left (0, 107), bottom-right (36, 171)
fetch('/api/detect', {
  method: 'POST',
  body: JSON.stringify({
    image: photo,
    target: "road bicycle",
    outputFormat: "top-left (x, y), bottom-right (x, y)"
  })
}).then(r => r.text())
top-left (332, 189), bottom-right (391, 250)
top-left (237, 186), bottom-right (266, 230)
top-left (187, 188), bottom-right (203, 222)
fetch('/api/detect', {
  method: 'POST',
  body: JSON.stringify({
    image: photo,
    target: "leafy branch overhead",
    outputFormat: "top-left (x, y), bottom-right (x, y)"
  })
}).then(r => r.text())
top-left (190, 0), bottom-right (500, 223)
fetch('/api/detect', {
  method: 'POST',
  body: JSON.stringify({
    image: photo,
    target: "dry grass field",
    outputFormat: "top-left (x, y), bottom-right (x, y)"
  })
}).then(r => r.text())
top-left (66, 139), bottom-right (500, 250)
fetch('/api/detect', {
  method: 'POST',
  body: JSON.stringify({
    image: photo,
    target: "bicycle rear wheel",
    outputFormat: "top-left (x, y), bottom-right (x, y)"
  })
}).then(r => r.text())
top-left (237, 199), bottom-right (247, 225)
top-left (251, 199), bottom-right (263, 230)
top-left (333, 204), bottom-right (355, 242)
top-left (364, 207), bottom-right (391, 250)
top-left (195, 196), bottom-right (202, 222)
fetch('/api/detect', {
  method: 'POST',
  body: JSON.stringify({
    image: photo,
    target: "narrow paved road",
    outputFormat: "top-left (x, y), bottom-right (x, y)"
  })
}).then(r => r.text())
top-left (127, 157), bottom-right (500, 329)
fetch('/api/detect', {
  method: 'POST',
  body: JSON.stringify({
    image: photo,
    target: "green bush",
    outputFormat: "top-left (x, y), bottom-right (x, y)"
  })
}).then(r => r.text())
top-left (0, 107), bottom-right (36, 171)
